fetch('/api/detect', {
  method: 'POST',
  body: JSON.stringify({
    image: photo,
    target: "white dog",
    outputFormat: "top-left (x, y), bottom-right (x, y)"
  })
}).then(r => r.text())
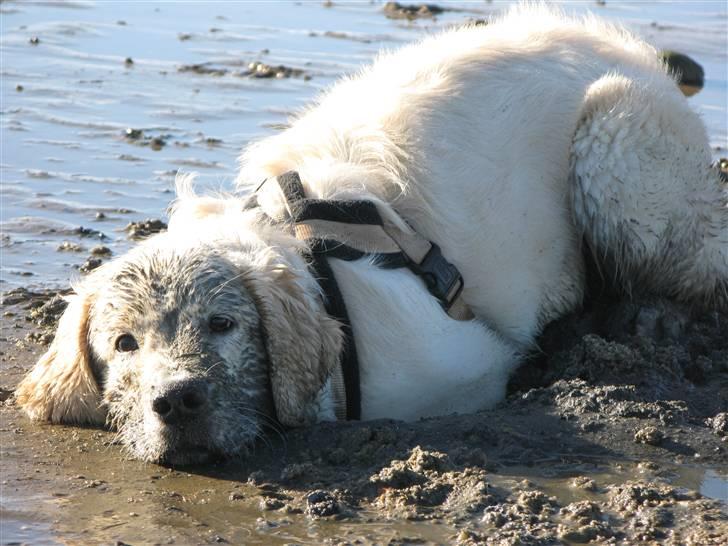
top-left (16, 6), bottom-right (727, 465)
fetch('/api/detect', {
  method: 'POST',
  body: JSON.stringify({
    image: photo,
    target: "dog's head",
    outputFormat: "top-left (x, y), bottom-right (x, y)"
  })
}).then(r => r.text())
top-left (15, 206), bottom-right (343, 465)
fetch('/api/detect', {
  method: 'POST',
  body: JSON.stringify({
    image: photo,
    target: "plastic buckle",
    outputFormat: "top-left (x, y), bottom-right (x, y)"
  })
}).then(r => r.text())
top-left (411, 244), bottom-right (462, 306)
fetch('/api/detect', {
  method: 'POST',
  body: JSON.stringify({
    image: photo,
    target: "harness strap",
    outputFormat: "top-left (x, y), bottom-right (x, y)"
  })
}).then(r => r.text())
top-left (276, 171), bottom-right (362, 420)
top-left (272, 173), bottom-right (473, 321)
top-left (295, 220), bottom-right (401, 255)
top-left (381, 222), bottom-right (472, 321)
top-left (266, 170), bottom-right (475, 420)
top-left (307, 241), bottom-right (361, 421)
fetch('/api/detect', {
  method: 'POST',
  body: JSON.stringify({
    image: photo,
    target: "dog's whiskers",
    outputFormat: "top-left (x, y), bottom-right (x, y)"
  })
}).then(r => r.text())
top-left (204, 271), bottom-right (247, 305)
top-left (203, 360), bottom-right (225, 375)
top-left (235, 403), bottom-right (288, 450)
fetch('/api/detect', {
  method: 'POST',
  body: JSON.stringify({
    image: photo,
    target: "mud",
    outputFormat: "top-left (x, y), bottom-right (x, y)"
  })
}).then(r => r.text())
top-left (383, 2), bottom-right (450, 20)
top-left (2, 287), bottom-right (726, 544)
top-left (123, 129), bottom-right (170, 151)
top-left (2, 1), bottom-right (726, 543)
top-left (178, 61), bottom-right (308, 80)
top-left (124, 218), bottom-right (168, 241)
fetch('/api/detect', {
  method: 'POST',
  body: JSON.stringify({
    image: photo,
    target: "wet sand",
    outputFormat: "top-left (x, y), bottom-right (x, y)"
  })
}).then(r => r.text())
top-left (2, 288), bottom-right (727, 544)
top-left (1, 1), bottom-right (727, 544)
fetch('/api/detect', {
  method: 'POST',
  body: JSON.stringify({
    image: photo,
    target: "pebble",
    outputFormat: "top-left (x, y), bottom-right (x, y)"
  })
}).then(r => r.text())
top-left (57, 241), bottom-right (84, 252)
top-left (383, 2), bottom-right (446, 19)
top-left (150, 137), bottom-right (166, 150)
top-left (125, 128), bottom-right (143, 140)
top-left (125, 219), bottom-right (167, 240)
top-left (634, 426), bottom-right (664, 446)
top-left (306, 490), bottom-right (339, 517)
top-left (79, 257), bottom-right (103, 273)
top-left (90, 245), bottom-right (112, 257)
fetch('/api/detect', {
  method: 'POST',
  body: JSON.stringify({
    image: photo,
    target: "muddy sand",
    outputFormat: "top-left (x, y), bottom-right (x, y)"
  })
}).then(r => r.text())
top-left (1, 286), bottom-right (726, 545)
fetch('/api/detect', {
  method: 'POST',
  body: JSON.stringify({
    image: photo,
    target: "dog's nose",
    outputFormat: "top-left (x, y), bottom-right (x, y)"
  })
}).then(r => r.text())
top-left (152, 379), bottom-right (209, 425)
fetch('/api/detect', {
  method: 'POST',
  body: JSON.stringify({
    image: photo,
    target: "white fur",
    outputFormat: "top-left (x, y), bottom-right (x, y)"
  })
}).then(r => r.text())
top-left (230, 5), bottom-right (726, 420)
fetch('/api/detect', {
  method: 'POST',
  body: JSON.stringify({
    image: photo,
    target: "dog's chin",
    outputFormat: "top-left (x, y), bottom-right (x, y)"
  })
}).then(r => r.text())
top-left (154, 444), bottom-right (225, 467)
top-left (137, 427), bottom-right (253, 467)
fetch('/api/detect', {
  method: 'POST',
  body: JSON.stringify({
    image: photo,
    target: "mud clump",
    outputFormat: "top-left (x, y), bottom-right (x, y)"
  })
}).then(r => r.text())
top-left (634, 425), bottom-right (664, 445)
top-left (125, 218), bottom-right (167, 240)
top-left (383, 2), bottom-right (448, 20)
top-left (305, 490), bottom-right (339, 517)
top-left (239, 61), bottom-right (307, 79)
top-left (178, 64), bottom-right (227, 76)
top-left (178, 62), bottom-right (309, 80)
top-left (1, 288), bottom-right (70, 346)
top-left (2, 291), bottom-right (726, 543)
top-left (78, 257), bottom-right (103, 274)
top-left (57, 241), bottom-right (84, 252)
top-left (72, 226), bottom-right (107, 239)
top-left (370, 447), bottom-right (490, 518)
top-left (706, 412), bottom-right (728, 437)
top-left (27, 293), bottom-right (68, 328)
top-left (90, 245), bottom-right (112, 257)
top-left (123, 128), bottom-right (169, 150)
top-left (604, 481), bottom-right (728, 543)
top-left (479, 489), bottom-right (564, 544)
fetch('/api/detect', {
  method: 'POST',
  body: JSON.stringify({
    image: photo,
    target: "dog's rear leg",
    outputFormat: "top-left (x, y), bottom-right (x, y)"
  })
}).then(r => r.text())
top-left (570, 74), bottom-right (728, 308)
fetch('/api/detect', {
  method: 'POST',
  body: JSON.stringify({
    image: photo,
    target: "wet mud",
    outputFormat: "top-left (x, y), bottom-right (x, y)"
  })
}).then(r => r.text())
top-left (1, 288), bottom-right (727, 544)
top-left (382, 2), bottom-right (464, 21)
top-left (178, 61), bottom-right (309, 80)
top-left (124, 218), bottom-right (168, 241)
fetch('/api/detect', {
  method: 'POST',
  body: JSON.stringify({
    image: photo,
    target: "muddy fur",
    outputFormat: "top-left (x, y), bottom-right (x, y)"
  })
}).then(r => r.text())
top-left (17, 243), bottom-right (276, 465)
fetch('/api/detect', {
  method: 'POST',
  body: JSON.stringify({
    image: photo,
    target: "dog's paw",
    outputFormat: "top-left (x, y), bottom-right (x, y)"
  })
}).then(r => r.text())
top-left (597, 300), bottom-right (688, 342)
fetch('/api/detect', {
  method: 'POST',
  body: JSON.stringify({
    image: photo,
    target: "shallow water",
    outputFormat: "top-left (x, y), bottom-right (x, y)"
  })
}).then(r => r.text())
top-left (1, 1), bottom-right (727, 544)
top-left (1, 0), bottom-right (726, 289)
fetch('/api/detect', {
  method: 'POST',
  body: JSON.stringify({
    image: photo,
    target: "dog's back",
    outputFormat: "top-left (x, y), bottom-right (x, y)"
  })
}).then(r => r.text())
top-left (238, 6), bottom-right (725, 349)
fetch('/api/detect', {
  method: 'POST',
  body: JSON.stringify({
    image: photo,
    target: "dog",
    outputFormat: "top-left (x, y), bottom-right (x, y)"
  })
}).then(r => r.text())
top-left (16, 6), bottom-right (727, 465)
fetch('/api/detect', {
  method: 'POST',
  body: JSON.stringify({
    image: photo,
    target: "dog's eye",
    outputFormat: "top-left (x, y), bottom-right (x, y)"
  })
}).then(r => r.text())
top-left (115, 334), bottom-right (139, 353)
top-left (209, 316), bottom-right (235, 333)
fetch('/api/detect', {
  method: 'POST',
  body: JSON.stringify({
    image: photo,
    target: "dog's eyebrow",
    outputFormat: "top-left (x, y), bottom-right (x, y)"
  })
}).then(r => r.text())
top-left (175, 352), bottom-right (203, 360)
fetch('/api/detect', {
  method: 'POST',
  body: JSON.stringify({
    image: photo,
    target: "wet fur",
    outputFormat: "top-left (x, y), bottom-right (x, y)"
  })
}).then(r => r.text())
top-left (16, 6), bottom-right (727, 464)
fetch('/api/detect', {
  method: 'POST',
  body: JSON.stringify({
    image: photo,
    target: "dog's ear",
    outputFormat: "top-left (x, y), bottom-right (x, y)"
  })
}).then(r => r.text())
top-left (244, 266), bottom-right (343, 427)
top-left (15, 292), bottom-right (106, 425)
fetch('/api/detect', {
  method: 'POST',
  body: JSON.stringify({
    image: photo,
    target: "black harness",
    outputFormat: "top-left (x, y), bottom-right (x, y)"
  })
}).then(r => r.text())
top-left (256, 171), bottom-right (471, 420)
